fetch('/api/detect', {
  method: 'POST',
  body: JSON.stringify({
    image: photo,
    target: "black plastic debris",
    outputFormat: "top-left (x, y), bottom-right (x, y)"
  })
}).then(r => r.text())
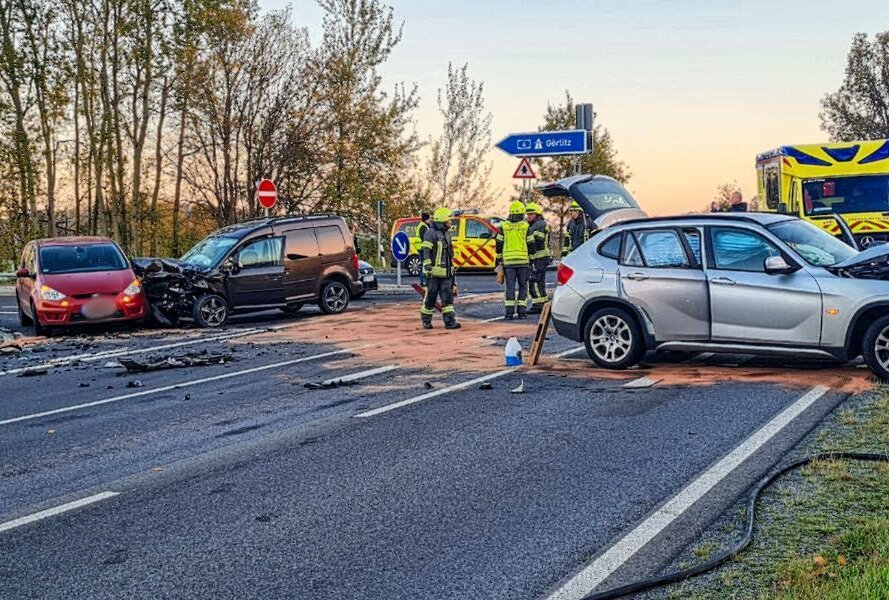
top-left (423, 382), bottom-right (434, 389)
top-left (18, 368), bottom-right (47, 377)
top-left (478, 382), bottom-right (493, 390)
top-left (126, 380), bottom-right (143, 388)
top-left (304, 379), bottom-right (359, 390)
top-left (132, 258), bottom-right (226, 325)
top-left (117, 351), bottom-right (232, 373)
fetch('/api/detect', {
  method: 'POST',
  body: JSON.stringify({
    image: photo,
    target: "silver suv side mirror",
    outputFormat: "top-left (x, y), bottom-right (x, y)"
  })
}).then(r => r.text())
top-left (764, 255), bottom-right (797, 275)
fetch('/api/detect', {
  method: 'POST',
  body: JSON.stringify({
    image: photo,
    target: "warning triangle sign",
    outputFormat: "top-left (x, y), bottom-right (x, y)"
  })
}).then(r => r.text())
top-left (512, 157), bottom-right (537, 179)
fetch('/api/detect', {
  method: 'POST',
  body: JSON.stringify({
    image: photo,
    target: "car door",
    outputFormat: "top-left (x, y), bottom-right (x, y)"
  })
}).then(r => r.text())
top-left (17, 243), bottom-right (36, 316)
top-left (707, 226), bottom-right (822, 345)
top-left (226, 236), bottom-right (285, 309)
top-left (461, 218), bottom-right (497, 268)
top-left (281, 227), bottom-right (321, 302)
top-left (618, 228), bottom-right (709, 341)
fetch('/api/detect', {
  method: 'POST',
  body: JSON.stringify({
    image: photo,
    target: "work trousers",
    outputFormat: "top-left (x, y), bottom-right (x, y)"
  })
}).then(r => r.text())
top-left (529, 258), bottom-right (550, 306)
top-left (503, 265), bottom-right (529, 317)
top-left (420, 276), bottom-right (455, 316)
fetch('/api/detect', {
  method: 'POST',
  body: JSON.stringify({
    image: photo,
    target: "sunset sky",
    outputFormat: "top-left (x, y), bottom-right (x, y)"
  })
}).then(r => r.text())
top-left (262, 0), bottom-right (889, 215)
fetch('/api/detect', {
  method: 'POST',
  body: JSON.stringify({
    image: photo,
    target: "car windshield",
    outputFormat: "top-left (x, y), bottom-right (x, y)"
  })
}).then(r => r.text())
top-left (180, 236), bottom-right (238, 269)
top-left (767, 219), bottom-right (858, 267)
top-left (574, 179), bottom-right (639, 212)
top-left (803, 175), bottom-right (889, 216)
top-left (39, 243), bottom-right (128, 274)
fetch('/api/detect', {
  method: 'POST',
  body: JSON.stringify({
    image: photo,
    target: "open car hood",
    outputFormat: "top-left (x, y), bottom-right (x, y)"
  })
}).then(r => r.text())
top-left (827, 244), bottom-right (889, 279)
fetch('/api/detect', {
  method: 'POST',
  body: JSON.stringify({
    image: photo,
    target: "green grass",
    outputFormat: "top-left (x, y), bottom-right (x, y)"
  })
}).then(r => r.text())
top-left (648, 387), bottom-right (889, 599)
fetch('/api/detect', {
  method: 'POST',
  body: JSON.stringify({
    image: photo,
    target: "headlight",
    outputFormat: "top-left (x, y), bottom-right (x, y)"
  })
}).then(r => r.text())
top-left (123, 280), bottom-right (142, 296)
top-left (39, 285), bottom-right (65, 301)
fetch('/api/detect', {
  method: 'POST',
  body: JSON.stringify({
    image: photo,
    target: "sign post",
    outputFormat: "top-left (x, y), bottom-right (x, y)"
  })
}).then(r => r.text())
top-left (257, 178), bottom-right (277, 217)
top-left (391, 231), bottom-right (410, 287)
top-left (376, 200), bottom-right (384, 265)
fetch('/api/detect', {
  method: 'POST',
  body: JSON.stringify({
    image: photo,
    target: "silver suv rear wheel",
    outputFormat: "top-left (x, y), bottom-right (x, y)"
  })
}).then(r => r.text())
top-left (862, 315), bottom-right (889, 382)
top-left (583, 307), bottom-right (645, 370)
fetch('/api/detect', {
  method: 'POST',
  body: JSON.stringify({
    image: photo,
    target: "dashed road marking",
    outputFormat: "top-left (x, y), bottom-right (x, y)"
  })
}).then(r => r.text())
top-left (354, 346), bottom-right (586, 418)
top-left (0, 346), bottom-right (370, 427)
top-left (0, 491), bottom-right (119, 534)
top-left (321, 365), bottom-right (399, 386)
top-left (546, 385), bottom-right (831, 600)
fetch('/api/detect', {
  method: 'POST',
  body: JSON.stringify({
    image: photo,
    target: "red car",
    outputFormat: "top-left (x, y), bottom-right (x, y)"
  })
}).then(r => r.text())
top-left (15, 237), bottom-right (147, 335)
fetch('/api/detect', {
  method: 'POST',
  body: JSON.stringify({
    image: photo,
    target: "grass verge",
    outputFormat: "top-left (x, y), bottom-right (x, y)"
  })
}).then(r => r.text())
top-left (645, 386), bottom-right (889, 599)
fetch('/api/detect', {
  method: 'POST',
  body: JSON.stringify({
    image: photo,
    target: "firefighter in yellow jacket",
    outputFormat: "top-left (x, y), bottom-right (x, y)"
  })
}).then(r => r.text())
top-left (495, 201), bottom-right (533, 320)
top-left (526, 202), bottom-right (551, 314)
top-left (420, 207), bottom-right (461, 330)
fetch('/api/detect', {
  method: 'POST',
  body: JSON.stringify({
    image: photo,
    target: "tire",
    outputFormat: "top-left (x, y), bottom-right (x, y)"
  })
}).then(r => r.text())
top-left (30, 301), bottom-right (49, 336)
top-left (862, 315), bottom-right (889, 382)
top-left (405, 255), bottom-right (421, 276)
top-left (192, 294), bottom-right (229, 327)
top-left (280, 303), bottom-right (304, 315)
top-left (318, 280), bottom-right (350, 315)
top-left (18, 297), bottom-right (32, 326)
top-left (583, 307), bottom-right (645, 370)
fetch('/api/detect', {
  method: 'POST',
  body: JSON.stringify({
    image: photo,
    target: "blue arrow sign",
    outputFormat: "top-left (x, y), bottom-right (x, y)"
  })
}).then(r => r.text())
top-left (495, 129), bottom-right (589, 157)
top-left (391, 231), bottom-right (410, 262)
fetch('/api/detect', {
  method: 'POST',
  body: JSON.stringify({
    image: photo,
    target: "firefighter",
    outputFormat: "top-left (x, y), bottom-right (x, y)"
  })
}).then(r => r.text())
top-left (562, 201), bottom-right (594, 256)
top-left (417, 211), bottom-right (431, 285)
top-left (495, 201), bottom-right (532, 320)
top-left (420, 207), bottom-right (461, 330)
top-left (526, 202), bottom-right (551, 314)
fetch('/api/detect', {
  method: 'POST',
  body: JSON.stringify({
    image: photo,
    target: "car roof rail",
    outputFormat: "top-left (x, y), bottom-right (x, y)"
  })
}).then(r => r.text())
top-left (239, 214), bottom-right (344, 228)
top-left (616, 214), bottom-right (785, 227)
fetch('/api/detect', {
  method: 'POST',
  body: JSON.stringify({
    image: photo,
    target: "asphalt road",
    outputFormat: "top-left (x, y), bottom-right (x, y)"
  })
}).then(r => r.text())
top-left (0, 279), bottom-right (854, 599)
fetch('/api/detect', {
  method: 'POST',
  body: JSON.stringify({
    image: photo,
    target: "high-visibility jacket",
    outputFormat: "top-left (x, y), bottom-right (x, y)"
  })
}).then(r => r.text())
top-left (420, 223), bottom-right (454, 278)
top-left (495, 218), bottom-right (531, 266)
top-left (417, 221), bottom-right (429, 247)
top-left (528, 218), bottom-right (551, 261)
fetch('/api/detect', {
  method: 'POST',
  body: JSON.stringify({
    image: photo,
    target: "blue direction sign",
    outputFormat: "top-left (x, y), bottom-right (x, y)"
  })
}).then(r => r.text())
top-left (391, 231), bottom-right (410, 262)
top-left (495, 129), bottom-right (588, 157)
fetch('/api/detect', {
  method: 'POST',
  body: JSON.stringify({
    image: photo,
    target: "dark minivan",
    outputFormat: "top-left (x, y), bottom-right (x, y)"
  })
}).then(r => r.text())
top-left (177, 214), bottom-right (362, 326)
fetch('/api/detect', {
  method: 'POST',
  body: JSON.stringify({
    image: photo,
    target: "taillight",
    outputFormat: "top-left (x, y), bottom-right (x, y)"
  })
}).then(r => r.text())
top-left (352, 254), bottom-right (359, 271)
top-left (557, 263), bottom-right (574, 286)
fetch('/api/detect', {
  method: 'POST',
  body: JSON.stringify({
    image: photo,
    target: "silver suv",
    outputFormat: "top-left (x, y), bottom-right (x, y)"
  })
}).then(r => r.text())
top-left (551, 213), bottom-right (889, 381)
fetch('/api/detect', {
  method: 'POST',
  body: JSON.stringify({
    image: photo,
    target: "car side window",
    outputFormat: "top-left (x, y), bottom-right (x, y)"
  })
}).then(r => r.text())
top-left (621, 234), bottom-right (645, 267)
top-left (238, 237), bottom-right (283, 269)
top-left (315, 226), bottom-right (347, 255)
top-left (633, 230), bottom-right (690, 268)
top-left (464, 219), bottom-right (492, 239)
top-left (683, 228), bottom-right (703, 264)
top-left (598, 234), bottom-right (621, 259)
top-left (711, 228), bottom-right (781, 272)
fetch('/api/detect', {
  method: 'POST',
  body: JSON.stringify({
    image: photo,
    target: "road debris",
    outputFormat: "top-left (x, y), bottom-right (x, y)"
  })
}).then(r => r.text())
top-left (510, 379), bottom-right (524, 394)
top-left (304, 379), bottom-right (359, 390)
top-left (116, 351), bottom-right (232, 373)
top-left (126, 380), bottom-right (143, 388)
top-left (132, 258), bottom-right (225, 325)
top-left (478, 382), bottom-right (493, 390)
top-left (18, 368), bottom-right (48, 377)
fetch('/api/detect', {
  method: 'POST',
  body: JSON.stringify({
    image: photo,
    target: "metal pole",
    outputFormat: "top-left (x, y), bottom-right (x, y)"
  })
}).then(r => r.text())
top-left (376, 211), bottom-right (382, 265)
top-left (396, 260), bottom-right (402, 287)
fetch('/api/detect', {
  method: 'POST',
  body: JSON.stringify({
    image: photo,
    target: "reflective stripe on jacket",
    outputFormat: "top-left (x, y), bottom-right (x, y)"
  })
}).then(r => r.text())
top-left (420, 224), bottom-right (453, 278)
top-left (528, 218), bottom-right (551, 261)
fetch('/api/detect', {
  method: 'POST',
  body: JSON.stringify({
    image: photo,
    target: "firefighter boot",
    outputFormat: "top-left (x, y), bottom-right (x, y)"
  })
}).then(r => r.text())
top-left (504, 305), bottom-right (515, 320)
top-left (443, 312), bottom-right (462, 330)
top-left (517, 305), bottom-right (527, 320)
top-left (421, 313), bottom-right (433, 329)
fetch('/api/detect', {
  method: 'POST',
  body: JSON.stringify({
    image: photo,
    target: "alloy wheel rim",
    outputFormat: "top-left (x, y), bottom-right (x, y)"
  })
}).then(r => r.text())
top-left (876, 327), bottom-right (889, 371)
top-left (325, 284), bottom-right (347, 312)
top-left (407, 256), bottom-right (420, 275)
top-left (201, 297), bottom-right (226, 326)
top-left (590, 315), bottom-right (632, 363)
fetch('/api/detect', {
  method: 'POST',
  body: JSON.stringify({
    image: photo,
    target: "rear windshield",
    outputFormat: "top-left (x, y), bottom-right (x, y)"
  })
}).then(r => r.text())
top-left (39, 243), bottom-right (128, 274)
top-left (574, 179), bottom-right (639, 212)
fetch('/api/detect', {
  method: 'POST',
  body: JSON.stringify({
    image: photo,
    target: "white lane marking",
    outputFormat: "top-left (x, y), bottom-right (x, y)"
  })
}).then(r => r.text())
top-left (321, 364), bottom-right (398, 386)
top-left (0, 328), bottom-right (265, 377)
top-left (0, 311), bottom-right (16, 314)
top-left (354, 346), bottom-right (585, 418)
top-left (683, 352), bottom-right (714, 364)
top-left (622, 376), bottom-right (660, 389)
top-left (546, 384), bottom-right (831, 600)
top-left (0, 346), bottom-right (369, 427)
top-left (481, 316), bottom-right (504, 322)
top-left (0, 491), bottom-right (119, 534)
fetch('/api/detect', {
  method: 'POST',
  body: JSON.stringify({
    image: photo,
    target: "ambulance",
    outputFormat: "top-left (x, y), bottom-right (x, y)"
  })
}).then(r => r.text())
top-left (390, 211), bottom-right (502, 275)
top-left (756, 139), bottom-right (889, 247)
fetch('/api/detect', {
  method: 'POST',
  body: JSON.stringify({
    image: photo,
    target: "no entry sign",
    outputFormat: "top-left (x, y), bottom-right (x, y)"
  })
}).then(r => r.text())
top-left (257, 179), bottom-right (277, 209)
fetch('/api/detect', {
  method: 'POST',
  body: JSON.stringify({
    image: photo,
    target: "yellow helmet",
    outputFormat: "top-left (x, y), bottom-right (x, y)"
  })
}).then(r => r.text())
top-left (569, 201), bottom-right (581, 210)
top-left (509, 201), bottom-right (526, 215)
top-left (525, 202), bottom-right (543, 215)
top-left (433, 207), bottom-right (452, 223)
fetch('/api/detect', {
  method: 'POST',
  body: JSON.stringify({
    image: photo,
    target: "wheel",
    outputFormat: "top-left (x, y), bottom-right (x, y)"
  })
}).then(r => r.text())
top-left (192, 294), bottom-right (229, 327)
top-left (18, 297), bottom-right (32, 326)
top-left (405, 255), bottom-right (421, 276)
top-left (318, 280), bottom-right (350, 314)
top-left (862, 315), bottom-right (889, 382)
top-left (352, 291), bottom-right (366, 300)
top-left (30, 301), bottom-right (49, 336)
top-left (280, 303), bottom-right (304, 315)
top-left (583, 307), bottom-right (645, 369)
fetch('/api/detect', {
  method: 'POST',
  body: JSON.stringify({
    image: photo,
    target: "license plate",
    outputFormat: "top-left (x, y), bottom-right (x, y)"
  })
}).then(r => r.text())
top-left (362, 275), bottom-right (375, 283)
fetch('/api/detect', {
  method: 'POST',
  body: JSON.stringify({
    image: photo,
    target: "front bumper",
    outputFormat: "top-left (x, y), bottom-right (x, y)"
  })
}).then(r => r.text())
top-left (360, 273), bottom-right (379, 291)
top-left (34, 293), bottom-right (147, 326)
